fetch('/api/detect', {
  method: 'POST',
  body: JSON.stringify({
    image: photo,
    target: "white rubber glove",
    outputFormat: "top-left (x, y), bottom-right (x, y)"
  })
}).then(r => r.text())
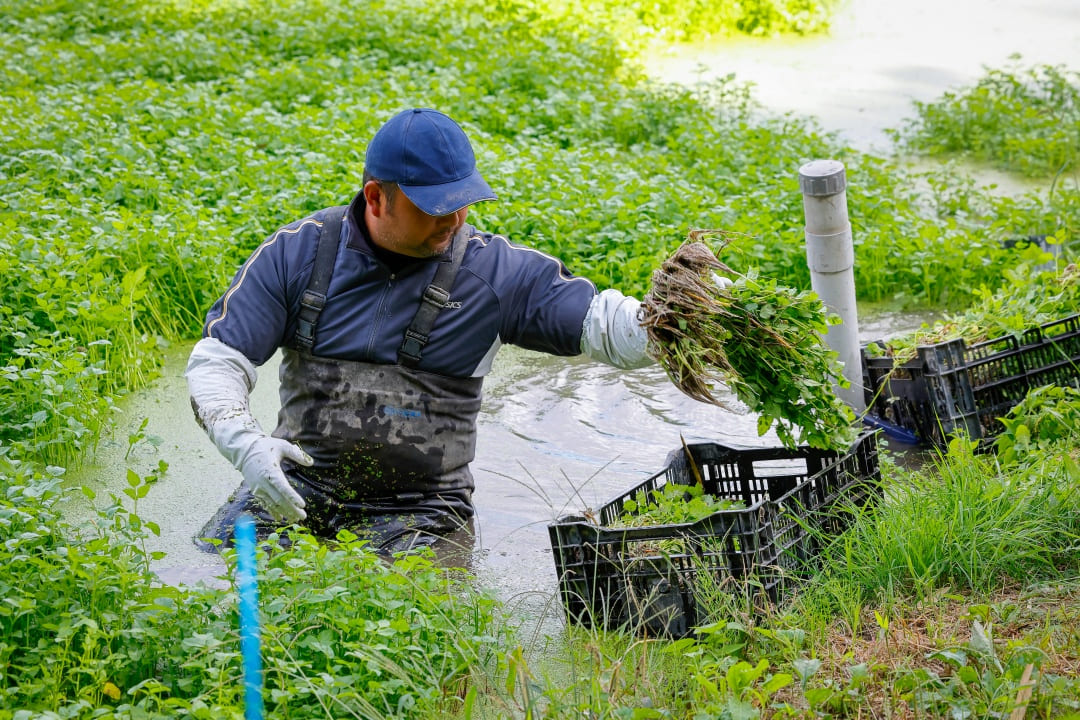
top-left (711, 271), bottom-right (734, 290)
top-left (580, 289), bottom-right (653, 369)
top-left (186, 337), bottom-right (313, 523)
top-left (238, 436), bottom-right (311, 523)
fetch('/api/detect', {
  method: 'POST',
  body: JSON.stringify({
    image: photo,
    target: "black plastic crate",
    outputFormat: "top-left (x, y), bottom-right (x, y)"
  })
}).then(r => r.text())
top-left (548, 431), bottom-right (880, 637)
top-left (863, 313), bottom-right (1080, 446)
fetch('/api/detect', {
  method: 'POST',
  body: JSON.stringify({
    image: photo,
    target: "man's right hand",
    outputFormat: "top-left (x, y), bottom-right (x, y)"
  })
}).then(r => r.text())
top-left (239, 437), bottom-right (313, 523)
top-left (186, 337), bottom-right (314, 524)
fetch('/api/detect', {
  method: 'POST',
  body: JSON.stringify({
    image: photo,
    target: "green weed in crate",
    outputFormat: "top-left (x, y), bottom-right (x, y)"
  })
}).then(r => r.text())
top-left (620, 481), bottom-right (744, 528)
top-left (613, 476), bottom-right (745, 557)
top-left (865, 262), bottom-right (1079, 363)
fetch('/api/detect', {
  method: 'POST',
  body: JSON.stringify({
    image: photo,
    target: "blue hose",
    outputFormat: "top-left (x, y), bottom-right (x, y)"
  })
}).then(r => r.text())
top-left (235, 515), bottom-right (263, 720)
top-left (861, 413), bottom-right (921, 445)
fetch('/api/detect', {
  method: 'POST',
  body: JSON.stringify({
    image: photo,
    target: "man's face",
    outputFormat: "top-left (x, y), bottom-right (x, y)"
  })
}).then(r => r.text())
top-left (366, 181), bottom-right (468, 258)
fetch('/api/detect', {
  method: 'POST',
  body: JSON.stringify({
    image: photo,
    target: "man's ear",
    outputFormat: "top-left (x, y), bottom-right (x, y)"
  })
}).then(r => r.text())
top-left (363, 180), bottom-right (384, 217)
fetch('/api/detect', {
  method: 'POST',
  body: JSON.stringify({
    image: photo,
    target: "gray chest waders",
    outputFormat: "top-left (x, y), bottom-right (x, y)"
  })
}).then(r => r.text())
top-left (277, 208), bottom-right (480, 516)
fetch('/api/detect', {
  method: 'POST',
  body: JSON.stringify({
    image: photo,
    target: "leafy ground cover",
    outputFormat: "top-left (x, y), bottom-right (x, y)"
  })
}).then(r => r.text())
top-left (3, 0), bottom-right (1080, 716)
top-left (893, 61), bottom-right (1080, 179)
top-left (561, 0), bottom-right (837, 42)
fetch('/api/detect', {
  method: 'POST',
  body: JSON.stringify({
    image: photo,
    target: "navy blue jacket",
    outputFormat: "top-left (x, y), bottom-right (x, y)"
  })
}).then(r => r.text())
top-left (203, 192), bottom-right (598, 377)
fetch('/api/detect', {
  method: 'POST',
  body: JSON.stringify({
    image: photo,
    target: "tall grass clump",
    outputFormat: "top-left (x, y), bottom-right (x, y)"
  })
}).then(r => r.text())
top-left (807, 432), bottom-right (1080, 615)
top-left (893, 62), bottom-right (1080, 179)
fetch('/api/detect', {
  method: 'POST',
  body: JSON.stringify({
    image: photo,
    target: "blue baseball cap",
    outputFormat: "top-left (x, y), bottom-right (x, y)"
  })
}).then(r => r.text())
top-left (364, 108), bottom-right (497, 216)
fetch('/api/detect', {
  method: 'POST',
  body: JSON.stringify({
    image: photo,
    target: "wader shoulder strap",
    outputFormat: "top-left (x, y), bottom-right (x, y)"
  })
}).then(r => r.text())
top-left (293, 205), bottom-right (347, 353)
top-left (398, 226), bottom-right (469, 368)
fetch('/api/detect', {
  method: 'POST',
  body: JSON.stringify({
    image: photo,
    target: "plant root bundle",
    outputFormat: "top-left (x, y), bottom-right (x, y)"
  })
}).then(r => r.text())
top-left (640, 231), bottom-right (858, 450)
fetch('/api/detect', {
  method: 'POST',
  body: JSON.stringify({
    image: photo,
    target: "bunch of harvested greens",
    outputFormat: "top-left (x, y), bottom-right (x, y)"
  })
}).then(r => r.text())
top-left (613, 481), bottom-right (744, 557)
top-left (640, 232), bottom-right (858, 450)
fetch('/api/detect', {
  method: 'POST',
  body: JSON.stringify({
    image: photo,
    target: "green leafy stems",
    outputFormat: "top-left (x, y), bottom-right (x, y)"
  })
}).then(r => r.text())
top-left (619, 480), bottom-right (743, 528)
top-left (640, 232), bottom-right (858, 450)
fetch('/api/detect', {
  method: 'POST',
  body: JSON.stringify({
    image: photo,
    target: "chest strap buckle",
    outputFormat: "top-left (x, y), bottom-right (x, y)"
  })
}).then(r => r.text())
top-left (399, 329), bottom-right (428, 363)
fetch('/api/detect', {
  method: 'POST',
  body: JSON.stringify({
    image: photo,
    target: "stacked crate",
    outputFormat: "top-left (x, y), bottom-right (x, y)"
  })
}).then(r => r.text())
top-left (862, 314), bottom-right (1080, 446)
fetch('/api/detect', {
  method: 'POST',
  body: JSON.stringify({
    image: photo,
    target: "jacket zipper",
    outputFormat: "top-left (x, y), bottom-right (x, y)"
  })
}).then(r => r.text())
top-left (365, 273), bottom-right (395, 359)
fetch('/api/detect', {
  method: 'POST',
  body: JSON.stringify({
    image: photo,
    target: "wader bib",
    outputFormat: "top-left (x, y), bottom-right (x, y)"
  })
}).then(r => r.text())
top-left (274, 348), bottom-right (482, 516)
top-left (197, 209), bottom-right (481, 555)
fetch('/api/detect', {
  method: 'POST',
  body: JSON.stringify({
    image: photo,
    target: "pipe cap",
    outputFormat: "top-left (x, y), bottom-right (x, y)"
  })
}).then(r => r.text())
top-left (798, 160), bottom-right (846, 196)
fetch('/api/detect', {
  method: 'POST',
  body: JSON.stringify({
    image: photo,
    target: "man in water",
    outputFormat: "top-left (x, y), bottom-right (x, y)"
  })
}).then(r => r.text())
top-left (186, 108), bottom-right (660, 555)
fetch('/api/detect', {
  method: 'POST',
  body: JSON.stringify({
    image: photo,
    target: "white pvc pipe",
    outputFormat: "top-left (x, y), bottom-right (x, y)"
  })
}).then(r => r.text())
top-left (798, 160), bottom-right (865, 414)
